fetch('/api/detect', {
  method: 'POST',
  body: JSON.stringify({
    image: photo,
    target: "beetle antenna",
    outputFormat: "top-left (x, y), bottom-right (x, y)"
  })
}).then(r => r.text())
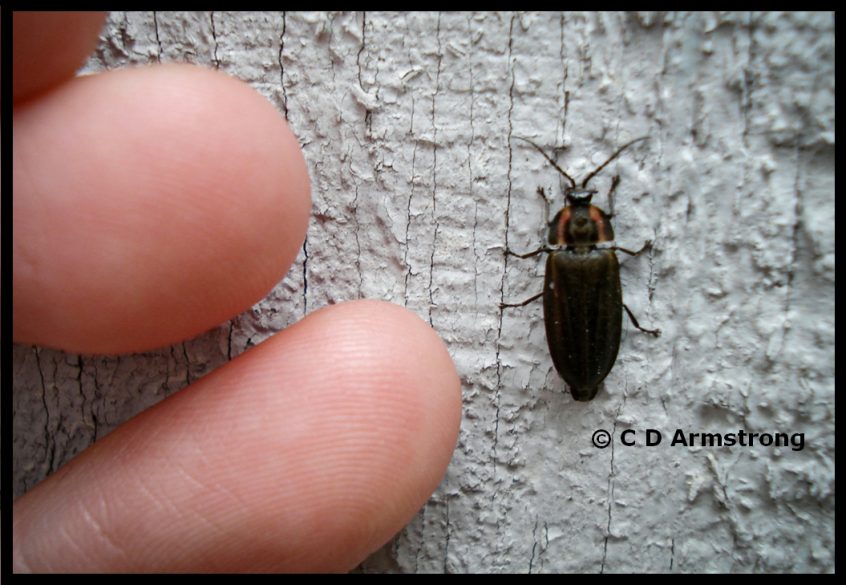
top-left (514, 136), bottom-right (577, 189)
top-left (580, 136), bottom-right (649, 188)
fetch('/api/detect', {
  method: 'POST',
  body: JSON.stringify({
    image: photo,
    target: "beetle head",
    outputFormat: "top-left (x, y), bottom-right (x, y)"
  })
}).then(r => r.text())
top-left (559, 189), bottom-right (611, 246)
top-left (564, 188), bottom-right (598, 205)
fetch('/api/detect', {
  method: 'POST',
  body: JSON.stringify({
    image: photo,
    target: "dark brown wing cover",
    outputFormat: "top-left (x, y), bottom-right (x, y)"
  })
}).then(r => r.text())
top-left (543, 250), bottom-right (623, 401)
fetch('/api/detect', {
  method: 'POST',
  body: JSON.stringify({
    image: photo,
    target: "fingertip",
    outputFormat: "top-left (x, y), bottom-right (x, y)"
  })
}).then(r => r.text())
top-left (298, 299), bottom-right (462, 433)
top-left (13, 300), bottom-right (461, 572)
top-left (247, 299), bottom-right (463, 569)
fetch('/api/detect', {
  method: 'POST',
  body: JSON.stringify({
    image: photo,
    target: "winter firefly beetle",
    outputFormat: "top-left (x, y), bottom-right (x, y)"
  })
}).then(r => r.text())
top-left (502, 136), bottom-right (660, 401)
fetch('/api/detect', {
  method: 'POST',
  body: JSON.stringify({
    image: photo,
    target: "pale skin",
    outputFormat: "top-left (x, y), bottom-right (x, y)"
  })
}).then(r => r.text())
top-left (13, 13), bottom-right (461, 572)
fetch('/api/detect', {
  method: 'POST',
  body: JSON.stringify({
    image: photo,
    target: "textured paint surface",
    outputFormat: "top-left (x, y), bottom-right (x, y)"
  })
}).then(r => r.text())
top-left (13, 12), bottom-right (834, 572)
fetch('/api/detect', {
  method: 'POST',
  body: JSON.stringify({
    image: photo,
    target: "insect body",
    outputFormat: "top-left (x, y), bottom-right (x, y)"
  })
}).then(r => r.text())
top-left (503, 137), bottom-right (660, 401)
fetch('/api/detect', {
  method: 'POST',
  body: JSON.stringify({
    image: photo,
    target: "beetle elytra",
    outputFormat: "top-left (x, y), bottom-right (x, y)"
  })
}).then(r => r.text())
top-left (502, 136), bottom-right (660, 401)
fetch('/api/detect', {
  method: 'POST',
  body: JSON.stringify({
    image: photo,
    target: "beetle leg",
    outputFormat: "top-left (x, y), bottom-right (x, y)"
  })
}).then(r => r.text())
top-left (605, 174), bottom-right (621, 218)
top-left (612, 240), bottom-right (652, 256)
top-left (505, 246), bottom-right (553, 259)
top-left (536, 186), bottom-right (552, 225)
top-left (500, 291), bottom-right (544, 309)
top-left (623, 304), bottom-right (661, 336)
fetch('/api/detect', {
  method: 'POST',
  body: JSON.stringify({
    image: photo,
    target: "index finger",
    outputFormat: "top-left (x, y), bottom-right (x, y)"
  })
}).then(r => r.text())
top-left (13, 63), bottom-right (311, 354)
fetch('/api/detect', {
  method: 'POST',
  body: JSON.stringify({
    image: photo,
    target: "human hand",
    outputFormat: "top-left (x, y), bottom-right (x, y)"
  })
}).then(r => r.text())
top-left (13, 12), bottom-right (461, 572)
